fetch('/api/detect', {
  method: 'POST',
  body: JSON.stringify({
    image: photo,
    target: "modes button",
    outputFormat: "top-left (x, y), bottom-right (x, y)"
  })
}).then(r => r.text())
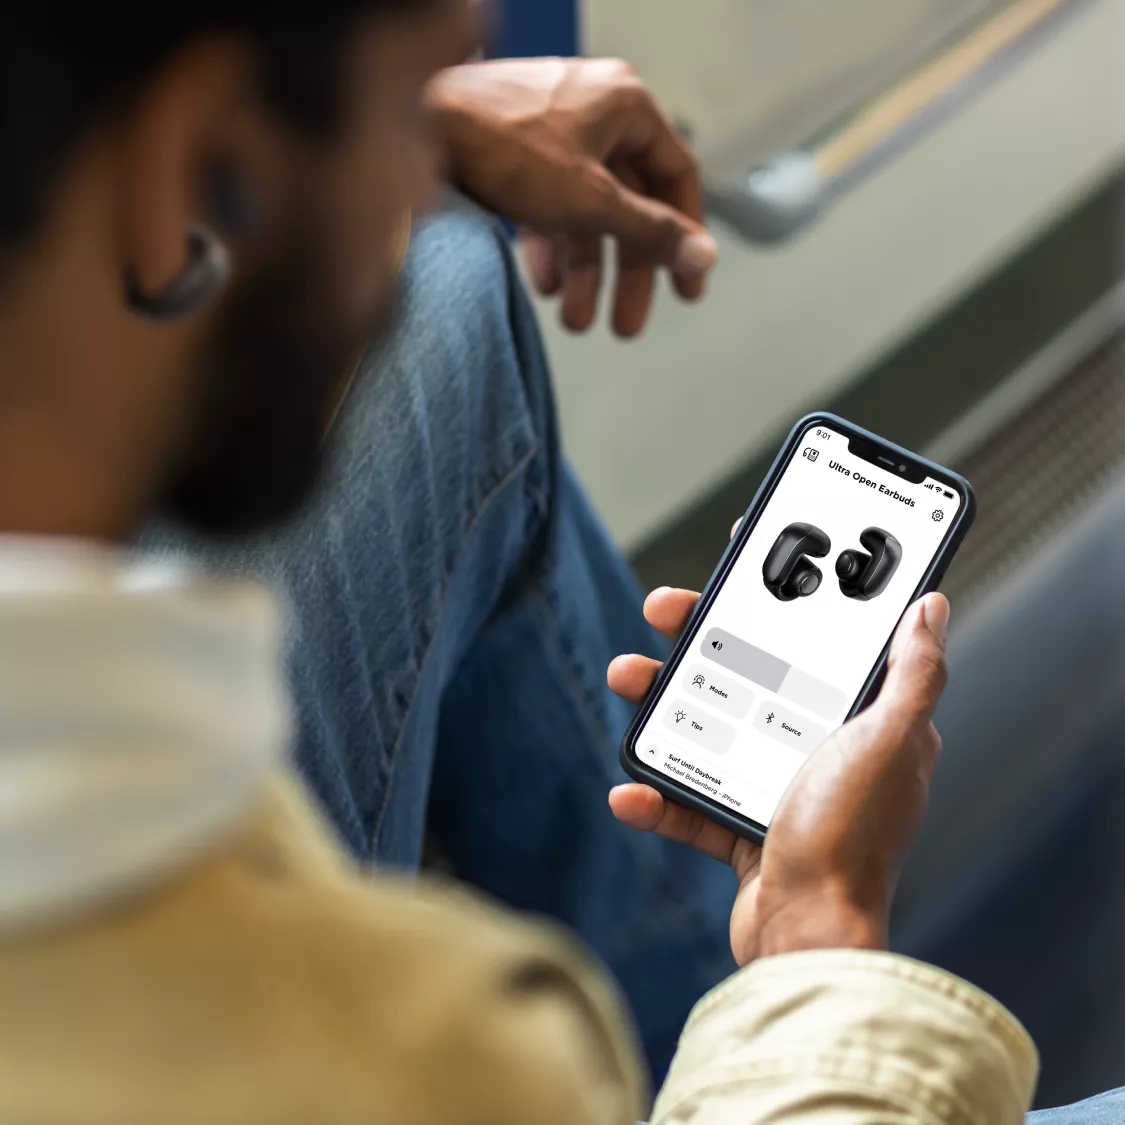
top-left (682, 664), bottom-right (754, 718)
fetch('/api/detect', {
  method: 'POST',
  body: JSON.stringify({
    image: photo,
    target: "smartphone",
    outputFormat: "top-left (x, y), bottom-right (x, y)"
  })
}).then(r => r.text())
top-left (622, 413), bottom-right (976, 843)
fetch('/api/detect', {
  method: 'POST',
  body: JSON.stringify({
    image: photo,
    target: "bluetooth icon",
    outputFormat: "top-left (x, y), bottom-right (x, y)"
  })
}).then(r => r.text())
top-left (766, 712), bottom-right (775, 725)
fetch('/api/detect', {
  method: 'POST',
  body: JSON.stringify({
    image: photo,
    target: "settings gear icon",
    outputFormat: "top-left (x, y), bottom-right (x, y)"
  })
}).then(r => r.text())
top-left (931, 509), bottom-right (945, 523)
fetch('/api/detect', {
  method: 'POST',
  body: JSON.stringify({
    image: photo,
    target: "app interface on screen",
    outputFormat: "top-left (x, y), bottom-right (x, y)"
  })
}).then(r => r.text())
top-left (634, 422), bottom-right (962, 829)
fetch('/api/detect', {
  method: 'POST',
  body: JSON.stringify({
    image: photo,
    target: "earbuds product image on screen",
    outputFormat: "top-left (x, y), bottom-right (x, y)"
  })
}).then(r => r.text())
top-left (762, 523), bottom-right (831, 601)
top-left (836, 528), bottom-right (902, 601)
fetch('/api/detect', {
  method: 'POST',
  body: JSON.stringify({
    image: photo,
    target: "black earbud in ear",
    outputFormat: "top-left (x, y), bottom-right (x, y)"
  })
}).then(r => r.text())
top-left (124, 227), bottom-right (230, 324)
top-left (836, 527), bottom-right (903, 601)
top-left (123, 162), bottom-right (250, 324)
top-left (763, 523), bottom-right (832, 602)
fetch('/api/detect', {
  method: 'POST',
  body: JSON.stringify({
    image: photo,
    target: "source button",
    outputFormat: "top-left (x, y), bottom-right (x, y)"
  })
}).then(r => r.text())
top-left (752, 701), bottom-right (828, 757)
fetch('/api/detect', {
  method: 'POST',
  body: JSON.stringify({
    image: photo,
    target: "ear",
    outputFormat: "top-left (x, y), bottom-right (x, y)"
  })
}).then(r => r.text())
top-left (117, 38), bottom-right (254, 298)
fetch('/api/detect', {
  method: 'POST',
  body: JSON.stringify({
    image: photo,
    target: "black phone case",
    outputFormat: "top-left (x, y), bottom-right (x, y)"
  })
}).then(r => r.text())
top-left (620, 411), bottom-right (978, 844)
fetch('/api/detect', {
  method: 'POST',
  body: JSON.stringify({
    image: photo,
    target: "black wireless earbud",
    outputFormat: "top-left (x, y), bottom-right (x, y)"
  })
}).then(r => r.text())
top-left (836, 527), bottom-right (903, 601)
top-left (124, 227), bottom-right (230, 323)
top-left (763, 523), bottom-right (832, 602)
top-left (123, 163), bottom-right (254, 325)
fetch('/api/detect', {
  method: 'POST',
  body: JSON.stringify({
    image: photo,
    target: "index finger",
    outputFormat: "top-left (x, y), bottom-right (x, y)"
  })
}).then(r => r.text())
top-left (644, 586), bottom-right (701, 639)
top-left (614, 91), bottom-right (703, 223)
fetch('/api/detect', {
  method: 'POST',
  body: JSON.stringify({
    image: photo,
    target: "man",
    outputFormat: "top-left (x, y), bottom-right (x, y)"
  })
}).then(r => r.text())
top-left (0, 4), bottom-right (1038, 1121)
top-left (139, 56), bottom-right (738, 1081)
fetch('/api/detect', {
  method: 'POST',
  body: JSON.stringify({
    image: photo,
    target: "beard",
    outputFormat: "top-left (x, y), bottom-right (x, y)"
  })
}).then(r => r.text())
top-left (159, 229), bottom-right (397, 537)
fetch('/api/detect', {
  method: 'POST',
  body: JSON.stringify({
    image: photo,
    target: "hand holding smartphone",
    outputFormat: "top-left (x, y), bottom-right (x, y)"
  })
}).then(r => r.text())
top-left (609, 589), bottom-right (950, 964)
top-left (621, 414), bottom-right (975, 843)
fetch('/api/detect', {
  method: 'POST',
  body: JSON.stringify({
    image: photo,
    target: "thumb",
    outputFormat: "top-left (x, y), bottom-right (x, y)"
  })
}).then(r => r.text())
top-left (597, 176), bottom-right (718, 276)
top-left (877, 594), bottom-right (950, 727)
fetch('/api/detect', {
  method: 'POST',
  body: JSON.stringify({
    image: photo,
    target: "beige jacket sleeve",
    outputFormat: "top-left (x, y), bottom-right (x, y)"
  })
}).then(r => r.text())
top-left (262, 776), bottom-right (1037, 1125)
top-left (653, 949), bottom-right (1038, 1125)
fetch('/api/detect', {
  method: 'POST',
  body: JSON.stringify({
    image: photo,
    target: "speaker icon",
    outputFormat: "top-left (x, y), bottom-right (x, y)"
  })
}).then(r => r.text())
top-left (711, 640), bottom-right (723, 652)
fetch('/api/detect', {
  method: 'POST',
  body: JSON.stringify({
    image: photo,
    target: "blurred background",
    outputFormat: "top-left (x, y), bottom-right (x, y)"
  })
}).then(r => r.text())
top-left (501, 0), bottom-right (1125, 1110)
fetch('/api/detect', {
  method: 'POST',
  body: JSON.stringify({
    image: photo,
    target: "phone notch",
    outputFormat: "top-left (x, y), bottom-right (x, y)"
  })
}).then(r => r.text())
top-left (848, 435), bottom-right (927, 484)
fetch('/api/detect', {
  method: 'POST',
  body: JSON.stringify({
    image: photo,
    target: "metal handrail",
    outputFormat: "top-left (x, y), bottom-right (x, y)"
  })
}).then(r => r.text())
top-left (705, 0), bottom-right (1097, 245)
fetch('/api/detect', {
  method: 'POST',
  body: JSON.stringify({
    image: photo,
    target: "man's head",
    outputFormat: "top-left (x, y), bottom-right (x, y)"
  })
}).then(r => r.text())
top-left (0, 5), bottom-right (478, 540)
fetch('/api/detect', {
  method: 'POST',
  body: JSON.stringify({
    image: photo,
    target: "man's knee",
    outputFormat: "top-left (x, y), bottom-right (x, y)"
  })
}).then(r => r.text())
top-left (406, 204), bottom-right (517, 334)
top-left (319, 202), bottom-right (554, 550)
top-left (380, 202), bottom-right (534, 409)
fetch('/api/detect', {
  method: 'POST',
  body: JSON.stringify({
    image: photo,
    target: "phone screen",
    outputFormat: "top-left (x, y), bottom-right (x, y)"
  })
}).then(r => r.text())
top-left (631, 421), bottom-right (964, 831)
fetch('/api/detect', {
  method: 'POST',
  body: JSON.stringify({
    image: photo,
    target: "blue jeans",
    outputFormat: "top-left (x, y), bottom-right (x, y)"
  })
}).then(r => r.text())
top-left (142, 204), bottom-right (736, 1084)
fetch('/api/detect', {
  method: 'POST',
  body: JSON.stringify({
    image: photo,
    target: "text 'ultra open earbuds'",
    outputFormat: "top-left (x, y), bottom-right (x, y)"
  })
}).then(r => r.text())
top-left (836, 527), bottom-right (903, 601)
top-left (763, 523), bottom-right (832, 602)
